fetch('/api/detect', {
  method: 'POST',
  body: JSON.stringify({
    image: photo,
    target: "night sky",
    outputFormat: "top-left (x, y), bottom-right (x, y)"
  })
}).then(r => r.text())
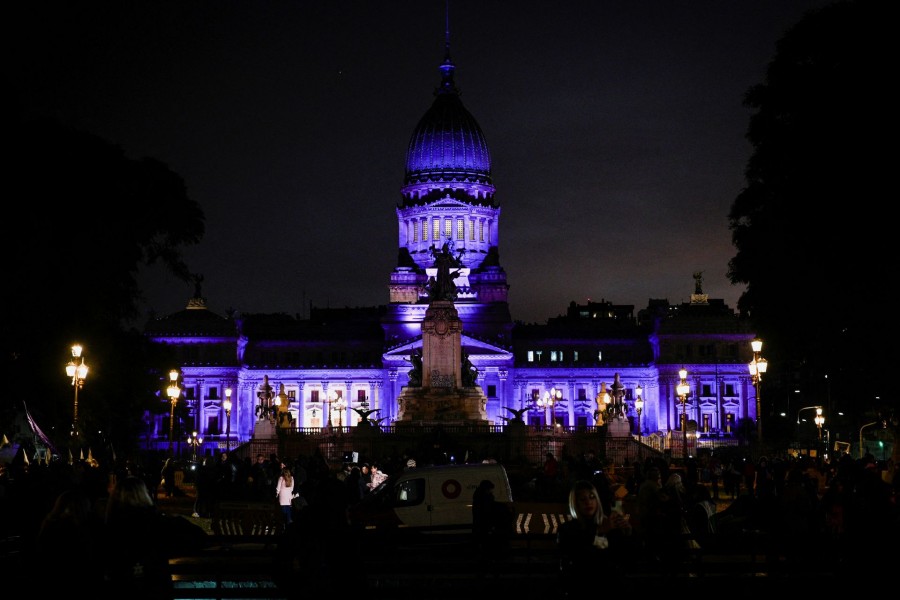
top-left (12, 1), bottom-right (834, 325)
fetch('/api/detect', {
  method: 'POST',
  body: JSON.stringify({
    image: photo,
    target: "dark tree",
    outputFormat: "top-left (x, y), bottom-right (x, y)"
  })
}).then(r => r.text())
top-left (726, 1), bottom-right (894, 449)
top-left (2, 117), bottom-right (204, 453)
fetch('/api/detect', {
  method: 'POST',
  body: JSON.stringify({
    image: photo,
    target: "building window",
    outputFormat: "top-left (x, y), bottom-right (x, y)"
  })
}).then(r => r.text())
top-left (527, 351), bottom-right (534, 362)
top-left (208, 416), bottom-right (220, 435)
top-left (702, 384), bottom-right (713, 396)
top-left (487, 385), bottom-right (496, 398)
top-left (444, 218), bottom-right (452, 239)
top-left (573, 351), bottom-right (579, 362)
top-left (185, 387), bottom-right (196, 400)
top-left (411, 220), bottom-right (417, 242)
top-left (288, 390), bottom-right (296, 401)
top-left (578, 389), bottom-right (587, 400)
top-left (432, 219), bottom-right (440, 242)
top-left (422, 219), bottom-right (428, 241)
top-left (724, 384), bottom-right (735, 397)
top-left (357, 389), bottom-right (367, 402)
top-left (470, 218), bottom-right (476, 241)
top-left (311, 390), bottom-right (320, 403)
top-left (208, 387), bottom-right (218, 400)
top-left (456, 218), bottom-right (464, 240)
top-left (479, 220), bottom-right (485, 242)
top-left (531, 389), bottom-right (540, 402)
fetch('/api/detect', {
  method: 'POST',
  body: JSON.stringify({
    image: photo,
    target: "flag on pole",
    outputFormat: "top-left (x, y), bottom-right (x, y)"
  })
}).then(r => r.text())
top-left (23, 401), bottom-right (58, 455)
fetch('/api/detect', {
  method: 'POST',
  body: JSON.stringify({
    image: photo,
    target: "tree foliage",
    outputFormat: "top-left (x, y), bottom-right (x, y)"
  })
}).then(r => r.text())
top-left (727, 1), bottom-right (894, 452)
top-left (2, 117), bottom-right (204, 454)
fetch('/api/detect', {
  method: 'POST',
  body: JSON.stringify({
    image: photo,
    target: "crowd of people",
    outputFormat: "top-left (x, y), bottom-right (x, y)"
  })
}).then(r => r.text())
top-left (551, 449), bottom-right (897, 586)
top-left (1, 445), bottom-right (897, 594)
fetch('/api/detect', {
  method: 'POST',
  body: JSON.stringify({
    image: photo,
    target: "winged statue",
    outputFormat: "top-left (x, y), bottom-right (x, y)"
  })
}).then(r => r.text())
top-left (504, 406), bottom-right (528, 422)
top-left (352, 407), bottom-right (381, 425)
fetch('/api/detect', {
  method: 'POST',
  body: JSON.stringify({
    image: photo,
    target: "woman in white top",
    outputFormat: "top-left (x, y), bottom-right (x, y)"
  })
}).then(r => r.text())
top-left (275, 467), bottom-right (295, 526)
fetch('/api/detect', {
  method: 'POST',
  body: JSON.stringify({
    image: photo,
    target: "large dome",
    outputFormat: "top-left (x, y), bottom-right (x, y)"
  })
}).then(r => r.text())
top-left (402, 54), bottom-right (493, 200)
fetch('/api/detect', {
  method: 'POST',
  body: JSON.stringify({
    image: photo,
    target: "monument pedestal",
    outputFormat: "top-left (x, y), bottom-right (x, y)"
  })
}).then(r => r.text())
top-left (395, 385), bottom-right (489, 426)
top-left (394, 299), bottom-right (489, 427)
top-left (607, 416), bottom-right (632, 437)
top-left (253, 417), bottom-right (277, 439)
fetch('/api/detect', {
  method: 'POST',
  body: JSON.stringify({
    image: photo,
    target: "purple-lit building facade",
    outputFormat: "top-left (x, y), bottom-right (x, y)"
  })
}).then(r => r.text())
top-left (144, 48), bottom-right (758, 455)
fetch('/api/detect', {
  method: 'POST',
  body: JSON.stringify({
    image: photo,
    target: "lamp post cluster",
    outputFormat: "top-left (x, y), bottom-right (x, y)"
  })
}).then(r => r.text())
top-left (748, 338), bottom-right (768, 444)
top-left (324, 391), bottom-right (334, 432)
top-left (65, 344), bottom-right (89, 442)
top-left (539, 388), bottom-right (560, 428)
top-left (333, 393), bottom-right (347, 429)
top-left (187, 430), bottom-right (203, 461)
top-left (797, 405), bottom-right (824, 455)
top-left (676, 367), bottom-right (690, 461)
top-left (634, 384), bottom-right (644, 443)
top-left (223, 387), bottom-right (233, 450)
top-left (166, 369), bottom-right (181, 453)
top-left (256, 375), bottom-right (275, 421)
top-left (595, 373), bottom-right (627, 425)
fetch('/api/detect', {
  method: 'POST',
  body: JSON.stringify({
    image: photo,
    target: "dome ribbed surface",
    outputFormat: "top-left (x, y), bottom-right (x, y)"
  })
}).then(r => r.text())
top-left (404, 57), bottom-right (492, 187)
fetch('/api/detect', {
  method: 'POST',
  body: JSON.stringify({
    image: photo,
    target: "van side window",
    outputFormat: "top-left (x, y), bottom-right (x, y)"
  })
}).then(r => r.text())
top-left (396, 478), bottom-right (425, 506)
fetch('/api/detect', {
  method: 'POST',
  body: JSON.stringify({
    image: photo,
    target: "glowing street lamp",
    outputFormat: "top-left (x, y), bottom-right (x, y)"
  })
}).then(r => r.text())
top-left (187, 430), bottom-right (203, 461)
top-left (324, 391), bottom-right (335, 432)
top-left (333, 394), bottom-right (347, 429)
top-left (676, 367), bottom-right (690, 461)
top-left (748, 338), bottom-right (768, 444)
top-left (539, 388), bottom-right (560, 428)
top-left (167, 369), bottom-right (181, 453)
top-left (65, 344), bottom-right (89, 442)
top-left (634, 383), bottom-right (644, 444)
top-left (814, 408), bottom-right (825, 441)
top-left (223, 388), bottom-right (233, 450)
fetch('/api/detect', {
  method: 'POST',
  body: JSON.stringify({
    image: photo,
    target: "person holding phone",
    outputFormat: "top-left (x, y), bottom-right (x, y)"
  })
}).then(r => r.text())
top-left (557, 479), bottom-right (633, 595)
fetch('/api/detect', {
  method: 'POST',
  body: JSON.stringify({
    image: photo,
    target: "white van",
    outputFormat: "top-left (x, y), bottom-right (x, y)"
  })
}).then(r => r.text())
top-left (349, 463), bottom-right (514, 531)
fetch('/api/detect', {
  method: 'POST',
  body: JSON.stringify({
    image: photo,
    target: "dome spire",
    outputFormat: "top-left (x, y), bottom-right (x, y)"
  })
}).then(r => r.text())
top-left (437, 0), bottom-right (457, 96)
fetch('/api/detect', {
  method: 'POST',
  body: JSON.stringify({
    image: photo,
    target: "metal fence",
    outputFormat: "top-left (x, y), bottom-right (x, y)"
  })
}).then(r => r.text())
top-left (232, 423), bottom-right (751, 473)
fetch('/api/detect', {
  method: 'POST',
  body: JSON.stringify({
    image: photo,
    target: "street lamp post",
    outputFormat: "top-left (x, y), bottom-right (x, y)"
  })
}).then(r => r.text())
top-left (859, 421), bottom-right (880, 459)
top-left (187, 431), bottom-right (203, 462)
top-left (676, 367), bottom-right (690, 462)
top-left (634, 384), bottom-right (644, 444)
top-left (797, 405), bottom-right (823, 451)
top-left (223, 388), bottom-right (233, 450)
top-left (748, 338), bottom-right (768, 444)
top-left (65, 344), bottom-right (89, 442)
top-left (814, 409), bottom-right (825, 442)
top-left (334, 394), bottom-right (347, 430)
top-left (324, 392), bottom-right (335, 432)
top-left (257, 375), bottom-right (274, 421)
top-left (539, 388), bottom-right (560, 429)
top-left (166, 369), bottom-right (181, 453)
